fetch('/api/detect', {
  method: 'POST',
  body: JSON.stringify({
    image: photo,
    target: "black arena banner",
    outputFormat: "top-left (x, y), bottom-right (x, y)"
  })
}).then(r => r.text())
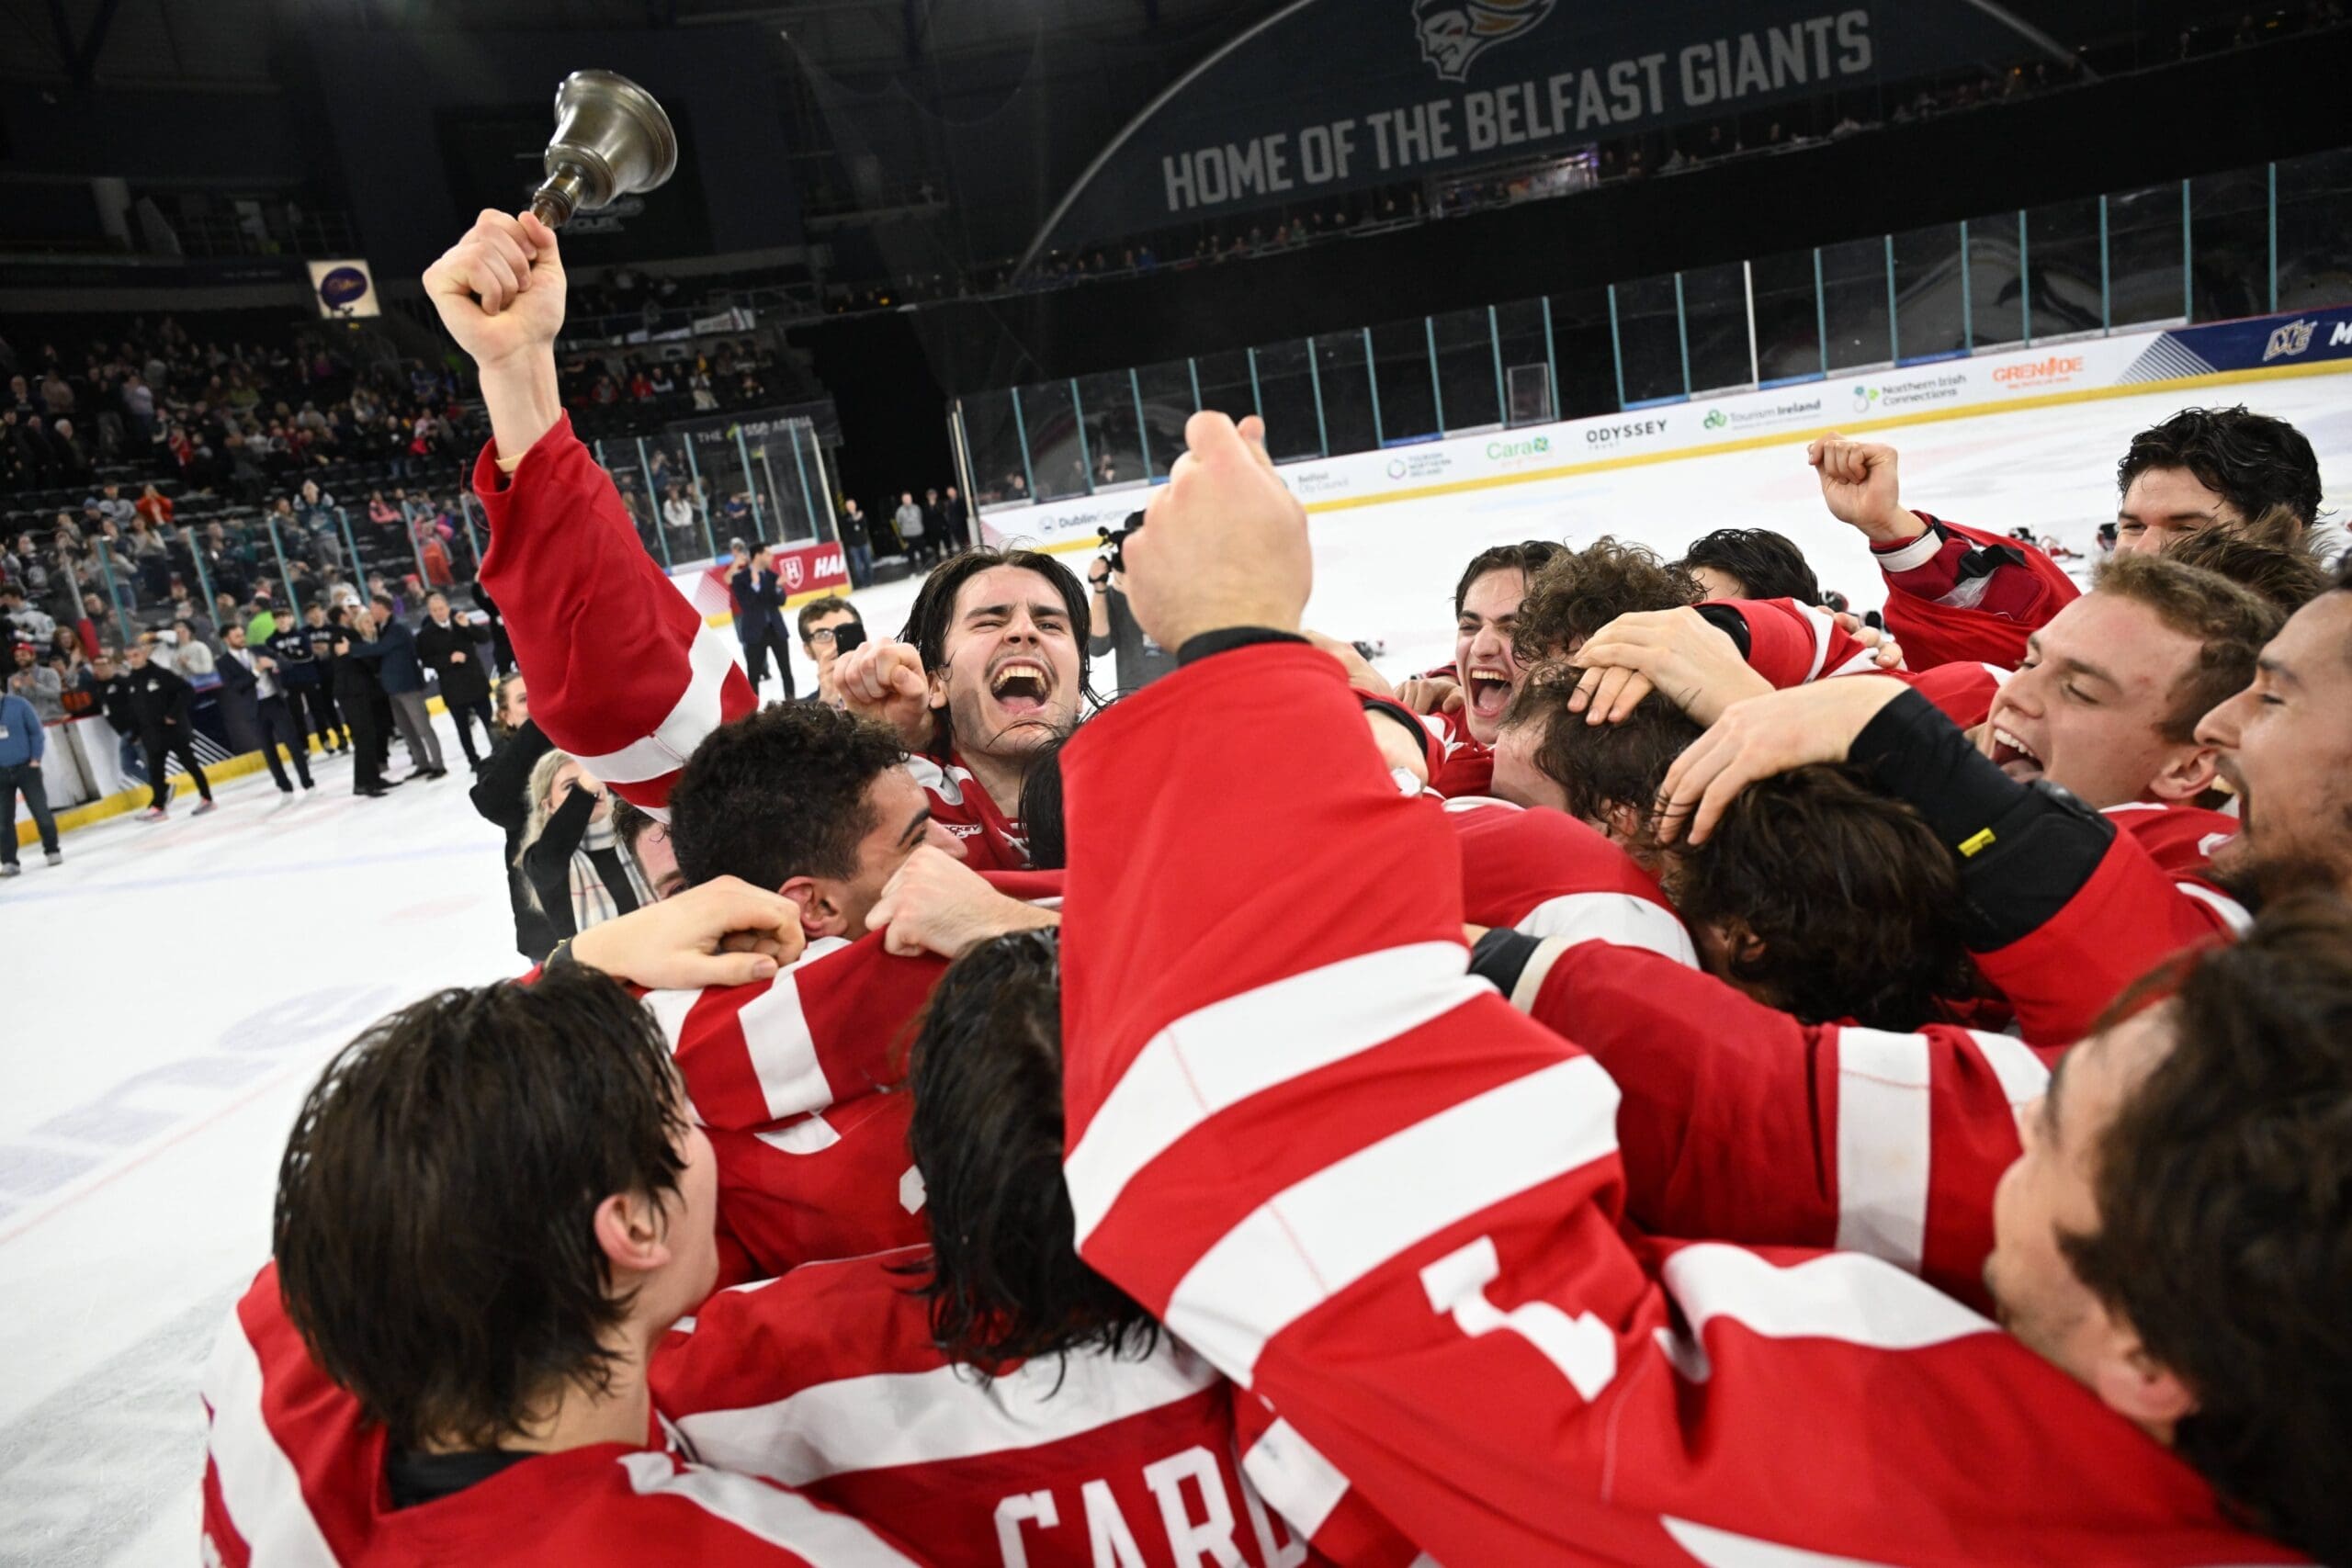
top-left (1024, 0), bottom-right (2058, 260)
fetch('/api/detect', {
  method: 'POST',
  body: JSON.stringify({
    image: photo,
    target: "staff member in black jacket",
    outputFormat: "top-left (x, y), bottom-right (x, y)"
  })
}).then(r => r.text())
top-left (517, 748), bottom-right (650, 948)
top-left (468, 673), bottom-right (558, 960)
top-left (214, 624), bottom-right (312, 793)
top-left (120, 642), bottom-right (215, 819)
top-left (415, 591), bottom-right (494, 773)
top-left (330, 605), bottom-right (390, 798)
top-left (270, 604), bottom-right (345, 755)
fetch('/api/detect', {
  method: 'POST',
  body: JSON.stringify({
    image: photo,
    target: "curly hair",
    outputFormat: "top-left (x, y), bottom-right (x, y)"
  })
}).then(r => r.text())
top-left (1514, 536), bottom-right (1698, 661)
top-left (2117, 406), bottom-right (2323, 532)
top-left (1499, 668), bottom-right (1699, 828)
top-left (2062, 894), bottom-right (2352, 1564)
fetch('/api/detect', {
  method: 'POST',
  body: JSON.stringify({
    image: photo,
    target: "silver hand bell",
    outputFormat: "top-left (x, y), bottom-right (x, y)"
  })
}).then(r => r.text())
top-left (530, 70), bottom-right (679, 230)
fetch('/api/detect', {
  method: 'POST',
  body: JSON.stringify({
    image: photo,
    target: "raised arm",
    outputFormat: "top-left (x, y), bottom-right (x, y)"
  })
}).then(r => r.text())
top-left (425, 210), bottom-right (752, 817)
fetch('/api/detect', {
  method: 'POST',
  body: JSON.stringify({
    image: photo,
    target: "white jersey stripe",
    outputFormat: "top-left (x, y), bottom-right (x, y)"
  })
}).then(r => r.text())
top-left (570, 621), bottom-right (741, 788)
top-left (201, 1308), bottom-right (340, 1568)
top-left (1664, 1514), bottom-right (1895, 1565)
top-left (1066, 942), bottom-right (1489, 1247)
top-left (1796, 604), bottom-right (1837, 682)
top-left (1162, 1054), bottom-right (1621, 1384)
top-left (1872, 531), bottom-right (1943, 575)
top-left (1966, 1031), bottom-right (2052, 1107)
top-left (1831, 1029), bottom-right (1934, 1273)
top-left (1515, 892), bottom-right (1699, 968)
top-left (733, 970), bottom-right (830, 1123)
top-left (1661, 1244), bottom-right (1994, 1352)
top-left (1238, 1416), bottom-right (1351, 1541)
top-left (616, 1450), bottom-right (920, 1564)
top-left (2176, 881), bottom-right (2254, 936)
top-left (670, 1343), bottom-right (1221, 1488)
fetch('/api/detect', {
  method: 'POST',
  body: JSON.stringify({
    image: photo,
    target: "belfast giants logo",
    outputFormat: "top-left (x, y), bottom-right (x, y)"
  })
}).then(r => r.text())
top-left (1413, 0), bottom-right (1556, 82)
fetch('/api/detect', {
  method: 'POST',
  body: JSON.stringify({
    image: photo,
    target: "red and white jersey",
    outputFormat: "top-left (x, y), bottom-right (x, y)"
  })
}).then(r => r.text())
top-left (1442, 796), bottom-right (1696, 966)
top-left (656, 1247), bottom-right (1404, 1567)
top-left (2102, 801), bottom-right (2239, 878)
top-left (1414, 707), bottom-right (1493, 798)
top-left (637, 933), bottom-right (941, 1134)
top-left (1508, 936), bottom-right (2049, 1311)
top-left (200, 1264), bottom-right (915, 1568)
top-left (906, 751), bottom-right (1030, 871)
top-left (1870, 513), bottom-right (2083, 671)
top-left (1051, 642), bottom-right (2298, 1566)
top-left (1714, 597), bottom-right (1888, 689)
top-left (474, 418), bottom-right (1030, 857)
top-left (472, 415), bottom-right (752, 818)
top-left (705, 1093), bottom-right (930, 1280)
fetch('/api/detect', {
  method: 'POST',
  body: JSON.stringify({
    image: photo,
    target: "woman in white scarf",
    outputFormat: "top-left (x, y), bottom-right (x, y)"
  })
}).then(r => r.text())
top-left (515, 749), bottom-right (653, 945)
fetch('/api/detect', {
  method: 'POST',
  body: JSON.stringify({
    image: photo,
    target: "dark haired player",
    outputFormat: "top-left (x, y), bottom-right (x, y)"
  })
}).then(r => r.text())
top-left (202, 931), bottom-right (922, 1565)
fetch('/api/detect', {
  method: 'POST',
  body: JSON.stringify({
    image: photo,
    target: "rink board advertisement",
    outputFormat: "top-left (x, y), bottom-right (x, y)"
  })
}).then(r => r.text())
top-left (666, 542), bottom-right (850, 622)
top-left (978, 304), bottom-right (2352, 549)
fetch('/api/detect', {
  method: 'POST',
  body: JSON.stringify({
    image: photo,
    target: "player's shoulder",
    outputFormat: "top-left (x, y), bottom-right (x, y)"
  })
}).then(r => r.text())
top-left (2101, 801), bottom-right (2239, 875)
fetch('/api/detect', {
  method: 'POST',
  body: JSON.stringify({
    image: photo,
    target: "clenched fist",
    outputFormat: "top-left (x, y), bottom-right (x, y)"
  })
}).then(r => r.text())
top-left (423, 209), bottom-right (568, 371)
top-left (1806, 433), bottom-right (1919, 546)
top-left (832, 637), bottom-right (934, 750)
top-left (1124, 412), bottom-right (1311, 652)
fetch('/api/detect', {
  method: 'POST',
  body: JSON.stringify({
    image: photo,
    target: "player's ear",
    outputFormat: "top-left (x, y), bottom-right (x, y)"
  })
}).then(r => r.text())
top-left (2147, 743), bottom-right (2220, 803)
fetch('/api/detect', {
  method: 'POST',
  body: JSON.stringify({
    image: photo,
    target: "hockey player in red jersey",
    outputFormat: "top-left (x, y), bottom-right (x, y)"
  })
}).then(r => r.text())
top-left (1053, 408), bottom-right (2345, 1564)
top-left (655, 929), bottom-right (1414, 1567)
top-left (829, 547), bottom-right (1093, 869)
top-left (1810, 430), bottom-right (2082, 669)
top-left (1393, 541), bottom-right (1561, 796)
top-left (203, 957), bottom-right (918, 1566)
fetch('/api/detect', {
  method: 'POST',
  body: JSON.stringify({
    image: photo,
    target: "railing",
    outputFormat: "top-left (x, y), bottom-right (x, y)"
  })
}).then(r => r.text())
top-left (956, 147), bottom-right (2352, 503)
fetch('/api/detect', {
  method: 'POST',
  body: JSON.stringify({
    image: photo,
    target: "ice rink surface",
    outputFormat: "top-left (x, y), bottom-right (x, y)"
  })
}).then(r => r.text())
top-left (2, 373), bottom-right (2345, 1563)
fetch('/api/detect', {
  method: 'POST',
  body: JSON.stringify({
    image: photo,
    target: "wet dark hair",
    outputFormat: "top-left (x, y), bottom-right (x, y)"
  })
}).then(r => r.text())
top-left (1514, 536), bottom-right (1698, 661)
top-left (1013, 725), bottom-right (1080, 873)
top-left (274, 969), bottom-right (688, 1451)
top-left (898, 547), bottom-right (1091, 756)
top-left (1499, 667), bottom-right (1700, 826)
top-left (1453, 540), bottom-right (1564, 618)
top-left (905, 929), bottom-right (1159, 1372)
top-left (668, 702), bottom-right (908, 890)
top-left (2064, 894), bottom-right (2352, 1564)
top-left (1679, 527), bottom-right (1823, 605)
top-left (2116, 406), bottom-right (2323, 532)
top-left (1668, 764), bottom-right (1979, 1030)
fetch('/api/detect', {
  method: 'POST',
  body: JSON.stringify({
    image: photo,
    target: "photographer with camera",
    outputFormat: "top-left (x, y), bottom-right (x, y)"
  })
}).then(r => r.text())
top-left (1087, 512), bottom-right (1174, 697)
top-left (795, 595), bottom-right (864, 707)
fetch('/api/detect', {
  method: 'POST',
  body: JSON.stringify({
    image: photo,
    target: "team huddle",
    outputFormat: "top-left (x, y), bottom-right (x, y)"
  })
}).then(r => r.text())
top-left (198, 210), bottom-right (2352, 1566)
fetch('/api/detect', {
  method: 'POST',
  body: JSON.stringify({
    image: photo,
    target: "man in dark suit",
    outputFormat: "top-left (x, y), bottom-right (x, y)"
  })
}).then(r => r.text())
top-left (344, 595), bottom-right (447, 779)
top-left (415, 591), bottom-right (494, 772)
top-left (728, 543), bottom-right (795, 700)
top-left (120, 641), bottom-right (215, 819)
top-left (214, 623), bottom-right (313, 793)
